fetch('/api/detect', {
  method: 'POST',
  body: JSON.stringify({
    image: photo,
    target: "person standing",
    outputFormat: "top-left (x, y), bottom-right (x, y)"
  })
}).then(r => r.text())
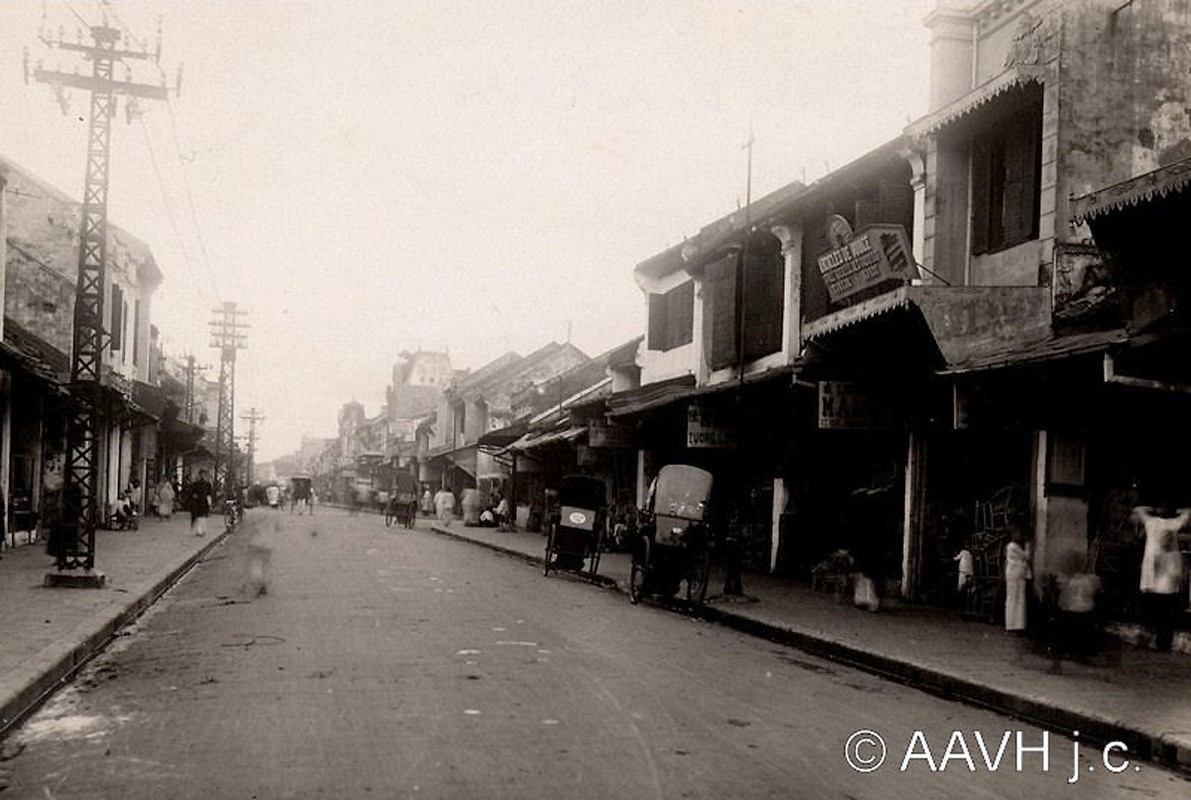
top-left (1004, 520), bottom-right (1032, 633)
top-left (1134, 504), bottom-right (1190, 652)
top-left (189, 469), bottom-right (213, 537)
top-left (157, 479), bottom-right (176, 519)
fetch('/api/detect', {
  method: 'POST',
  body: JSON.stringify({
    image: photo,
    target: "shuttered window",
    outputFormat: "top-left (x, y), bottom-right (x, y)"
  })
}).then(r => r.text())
top-left (703, 254), bottom-right (738, 370)
top-left (703, 236), bottom-right (784, 369)
top-left (110, 284), bottom-right (123, 351)
top-left (970, 103), bottom-right (1041, 254)
top-left (646, 280), bottom-right (694, 352)
top-left (741, 238), bottom-right (783, 361)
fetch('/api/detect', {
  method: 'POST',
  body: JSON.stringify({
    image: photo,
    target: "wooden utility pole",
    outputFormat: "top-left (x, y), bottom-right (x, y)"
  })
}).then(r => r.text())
top-left (240, 407), bottom-right (265, 486)
top-left (32, 20), bottom-right (169, 585)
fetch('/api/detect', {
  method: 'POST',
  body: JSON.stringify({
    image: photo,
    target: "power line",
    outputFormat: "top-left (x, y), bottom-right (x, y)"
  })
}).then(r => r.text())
top-left (138, 115), bottom-right (222, 304)
top-left (163, 98), bottom-right (221, 301)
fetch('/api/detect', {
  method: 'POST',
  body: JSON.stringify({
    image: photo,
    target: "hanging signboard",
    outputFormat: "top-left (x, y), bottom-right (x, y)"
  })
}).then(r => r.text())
top-left (818, 381), bottom-right (895, 430)
top-left (816, 224), bottom-right (916, 304)
top-left (686, 402), bottom-right (736, 448)
top-left (589, 419), bottom-right (635, 448)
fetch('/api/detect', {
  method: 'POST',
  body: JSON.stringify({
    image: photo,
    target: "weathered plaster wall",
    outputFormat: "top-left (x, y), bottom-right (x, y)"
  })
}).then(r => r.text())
top-left (1059, 0), bottom-right (1191, 230)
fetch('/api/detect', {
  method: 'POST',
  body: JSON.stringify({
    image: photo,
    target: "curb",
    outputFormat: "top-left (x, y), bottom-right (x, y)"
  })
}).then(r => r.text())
top-left (430, 522), bottom-right (619, 590)
top-left (427, 523), bottom-right (1191, 775)
top-left (0, 529), bottom-right (230, 738)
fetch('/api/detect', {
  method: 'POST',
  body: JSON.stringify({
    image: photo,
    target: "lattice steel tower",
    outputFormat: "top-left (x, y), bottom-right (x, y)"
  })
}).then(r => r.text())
top-left (210, 302), bottom-right (248, 503)
top-left (31, 21), bottom-right (168, 580)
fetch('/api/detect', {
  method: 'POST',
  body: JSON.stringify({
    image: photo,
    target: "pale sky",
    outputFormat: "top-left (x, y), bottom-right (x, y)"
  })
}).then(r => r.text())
top-left (1, 0), bottom-right (934, 461)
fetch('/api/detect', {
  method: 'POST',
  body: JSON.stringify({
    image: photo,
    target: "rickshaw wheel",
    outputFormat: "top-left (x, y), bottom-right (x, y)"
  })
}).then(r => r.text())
top-left (685, 544), bottom-right (712, 607)
top-left (629, 538), bottom-right (650, 604)
top-left (587, 528), bottom-right (604, 580)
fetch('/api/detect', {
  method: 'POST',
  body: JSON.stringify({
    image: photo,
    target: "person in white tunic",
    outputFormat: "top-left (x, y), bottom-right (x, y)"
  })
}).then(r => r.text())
top-left (1134, 505), bottom-right (1190, 652)
top-left (1004, 522), bottom-right (1032, 632)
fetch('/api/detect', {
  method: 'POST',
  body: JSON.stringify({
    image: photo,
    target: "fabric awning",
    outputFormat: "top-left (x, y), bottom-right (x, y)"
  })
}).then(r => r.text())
top-left (604, 374), bottom-right (696, 417)
top-left (477, 422), bottom-right (529, 450)
top-left (434, 446), bottom-right (477, 478)
top-left (510, 425), bottom-right (586, 453)
top-left (1070, 156), bottom-right (1191, 226)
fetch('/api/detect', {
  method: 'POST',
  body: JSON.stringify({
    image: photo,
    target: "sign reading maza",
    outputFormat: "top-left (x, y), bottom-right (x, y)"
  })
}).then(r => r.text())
top-left (816, 224), bottom-right (916, 303)
top-left (818, 381), bottom-right (894, 430)
top-left (686, 403), bottom-right (736, 448)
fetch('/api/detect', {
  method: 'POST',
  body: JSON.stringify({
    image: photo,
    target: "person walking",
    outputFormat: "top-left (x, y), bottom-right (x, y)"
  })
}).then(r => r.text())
top-left (1004, 520), bottom-right (1032, 633)
top-left (189, 469), bottom-right (213, 537)
top-left (1134, 504), bottom-right (1190, 652)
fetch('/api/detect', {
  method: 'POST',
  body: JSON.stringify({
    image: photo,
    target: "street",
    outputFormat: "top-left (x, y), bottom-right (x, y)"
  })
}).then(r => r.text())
top-left (1, 509), bottom-right (1186, 799)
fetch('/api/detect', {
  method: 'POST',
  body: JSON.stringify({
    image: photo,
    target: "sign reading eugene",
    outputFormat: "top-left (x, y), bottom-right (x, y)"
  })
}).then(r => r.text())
top-left (817, 223), bottom-right (916, 304)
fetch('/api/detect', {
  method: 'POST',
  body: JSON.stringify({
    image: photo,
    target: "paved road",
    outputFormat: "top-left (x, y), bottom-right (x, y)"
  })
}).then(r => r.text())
top-left (1, 509), bottom-right (1186, 799)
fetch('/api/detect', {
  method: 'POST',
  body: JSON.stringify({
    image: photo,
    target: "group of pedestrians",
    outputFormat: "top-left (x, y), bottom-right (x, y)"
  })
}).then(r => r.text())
top-left (995, 496), bottom-right (1189, 662)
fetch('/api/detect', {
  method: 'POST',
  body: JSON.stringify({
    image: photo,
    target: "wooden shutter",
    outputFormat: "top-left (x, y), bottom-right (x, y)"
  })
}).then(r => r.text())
top-left (667, 281), bottom-right (694, 349)
top-left (1002, 110), bottom-right (1040, 247)
top-left (704, 254), bottom-right (738, 370)
top-left (970, 138), bottom-right (992, 255)
top-left (742, 246), bottom-right (783, 361)
top-left (110, 284), bottom-right (123, 351)
top-left (879, 178), bottom-right (915, 229)
top-left (647, 292), bottom-right (666, 350)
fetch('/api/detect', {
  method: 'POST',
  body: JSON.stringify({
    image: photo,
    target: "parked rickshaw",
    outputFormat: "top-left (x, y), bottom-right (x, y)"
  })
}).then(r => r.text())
top-left (629, 464), bottom-right (713, 607)
top-left (543, 475), bottom-right (607, 580)
top-left (385, 472), bottom-right (419, 529)
top-left (290, 475), bottom-right (314, 515)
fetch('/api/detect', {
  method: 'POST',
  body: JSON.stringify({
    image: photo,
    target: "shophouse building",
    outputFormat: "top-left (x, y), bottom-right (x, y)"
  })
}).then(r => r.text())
top-left (424, 342), bottom-right (587, 513)
top-left (587, 0), bottom-right (1191, 632)
top-left (2, 156), bottom-right (163, 538)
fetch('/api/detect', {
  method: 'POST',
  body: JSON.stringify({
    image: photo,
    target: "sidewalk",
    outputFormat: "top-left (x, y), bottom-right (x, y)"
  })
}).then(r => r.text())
top-left (428, 519), bottom-right (1191, 774)
top-left (0, 515), bottom-right (226, 736)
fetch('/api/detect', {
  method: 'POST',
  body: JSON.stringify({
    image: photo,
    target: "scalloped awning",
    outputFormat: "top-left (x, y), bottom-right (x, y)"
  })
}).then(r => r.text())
top-left (906, 65), bottom-right (1047, 140)
top-left (802, 285), bottom-right (1052, 368)
top-left (1070, 156), bottom-right (1191, 226)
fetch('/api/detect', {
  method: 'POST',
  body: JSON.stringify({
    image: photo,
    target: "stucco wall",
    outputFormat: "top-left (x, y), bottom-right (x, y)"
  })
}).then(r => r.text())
top-left (1059, 0), bottom-right (1191, 231)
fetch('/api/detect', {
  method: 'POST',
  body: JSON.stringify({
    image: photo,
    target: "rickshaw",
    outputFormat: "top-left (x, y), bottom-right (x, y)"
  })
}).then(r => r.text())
top-left (385, 472), bottom-right (419, 529)
top-left (290, 475), bottom-right (314, 515)
top-left (629, 464), bottom-right (713, 607)
top-left (543, 475), bottom-right (607, 580)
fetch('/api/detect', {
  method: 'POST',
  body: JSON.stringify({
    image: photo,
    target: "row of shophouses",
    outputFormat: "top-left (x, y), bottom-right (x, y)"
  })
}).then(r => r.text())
top-left (1, 156), bottom-right (236, 549)
top-left (304, 0), bottom-right (1191, 630)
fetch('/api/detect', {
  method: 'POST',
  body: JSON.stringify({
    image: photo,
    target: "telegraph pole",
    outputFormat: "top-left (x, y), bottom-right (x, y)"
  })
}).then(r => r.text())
top-left (210, 302), bottom-right (248, 504)
top-left (182, 353), bottom-right (209, 424)
top-left (240, 407), bottom-right (265, 486)
top-left (32, 18), bottom-right (169, 586)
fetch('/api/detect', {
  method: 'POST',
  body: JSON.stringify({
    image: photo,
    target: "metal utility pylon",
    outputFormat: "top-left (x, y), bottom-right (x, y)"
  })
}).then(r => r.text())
top-left (32, 22), bottom-right (167, 582)
top-left (210, 302), bottom-right (248, 503)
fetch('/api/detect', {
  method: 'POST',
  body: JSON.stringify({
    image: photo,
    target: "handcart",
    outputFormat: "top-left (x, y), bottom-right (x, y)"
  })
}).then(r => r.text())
top-left (543, 475), bottom-right (607, 580)
top-left (629, 464), bottom-right (713, 607)
top-left (385, 472), bottom-right (419, 528)
top-left (290, 475), bottom-right (314, 515)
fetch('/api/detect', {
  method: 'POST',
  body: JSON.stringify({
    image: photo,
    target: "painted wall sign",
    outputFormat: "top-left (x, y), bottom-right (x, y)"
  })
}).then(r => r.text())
top-left (686, 403), bottom-right (736, 448)
top-left (816, 224), bottom-right (916, 303)
top-left (817, 381), bottom-right (895, 430)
